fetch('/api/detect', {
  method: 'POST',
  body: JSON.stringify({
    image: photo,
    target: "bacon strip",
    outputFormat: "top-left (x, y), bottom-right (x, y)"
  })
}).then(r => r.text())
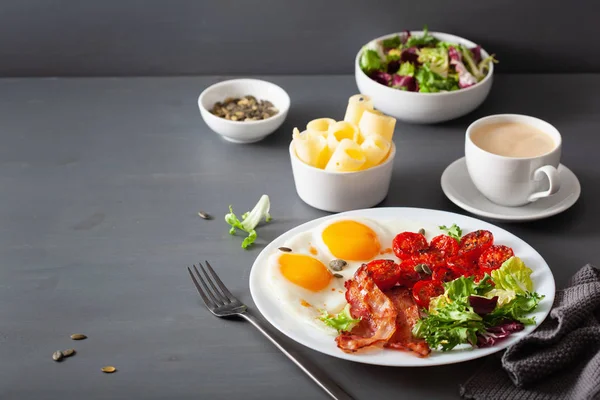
top-left (383, 287), bottom-right (431, 357)
top-left (335, 265), bottom-right (397, 352)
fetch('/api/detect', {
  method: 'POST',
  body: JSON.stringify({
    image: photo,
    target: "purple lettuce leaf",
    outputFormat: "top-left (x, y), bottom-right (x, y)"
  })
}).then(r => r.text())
top-left (469, 295), bottom-right (498, 315)
top-left (448, 46), bottom-right (461, 63)
top-left (387, 60), bottom-right (400, 74)
top-left (369, 71), bottom-right (392, 86)
top-left (477, 320), bottom-right (524, 348)
top-left (448, 46), bottom-right (478, 88)
top-left (391, 74), bottom-right (418, 91)
top-left (400, 47), bottom-right (420, 64)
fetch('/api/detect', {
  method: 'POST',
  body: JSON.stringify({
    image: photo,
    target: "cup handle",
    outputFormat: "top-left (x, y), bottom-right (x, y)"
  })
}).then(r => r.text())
top-left (528, 165), bottom-right (561, 202)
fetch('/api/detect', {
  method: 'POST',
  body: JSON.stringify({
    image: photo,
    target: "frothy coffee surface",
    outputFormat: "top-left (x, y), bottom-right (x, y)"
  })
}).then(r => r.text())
top-left (471, 122), bottom-right (555, 158)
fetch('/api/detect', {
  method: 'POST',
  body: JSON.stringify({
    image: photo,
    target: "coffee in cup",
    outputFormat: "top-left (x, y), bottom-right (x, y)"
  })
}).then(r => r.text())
top-left (465, 114), bottom-right (562, 207)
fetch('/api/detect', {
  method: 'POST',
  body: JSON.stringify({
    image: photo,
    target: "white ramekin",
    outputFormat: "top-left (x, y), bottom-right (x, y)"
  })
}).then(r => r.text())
top-left (289, 141), bottom-right (396, 212)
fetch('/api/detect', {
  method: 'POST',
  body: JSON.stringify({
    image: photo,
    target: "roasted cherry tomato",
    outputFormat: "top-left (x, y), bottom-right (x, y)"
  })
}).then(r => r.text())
top-left (458, 230), bottom-right (494, 262)
top-left (365, 259), bottom-right (402, 291)
top-left (430, 235), bottom-right (459, 257)
top-left (392, 232), bottom-right (429, 260)
top-left (447, 256), bottom-right (478, 277)
top-left (396, 259), bottom-right (427, 288)
top-left (412, 280), bottom-right (444, 309)
top-left (412, 249), bottom-right (446, 271)
top-left (479, 245), bottom-right (515, 272)
top-left (432, 265), bottom-right (462, 282)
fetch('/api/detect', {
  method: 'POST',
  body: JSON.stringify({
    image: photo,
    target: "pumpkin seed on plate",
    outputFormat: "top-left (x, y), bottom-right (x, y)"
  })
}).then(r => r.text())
top-left (101, 366), bottom-right (117, 373)
top-left (329, 259), bottom-right (347, 272)
top-left (418, 228), bottom-right (426, 235)
top-left (70, 334), bottom-right (87, 340)
top-left (278, 247), bottom-right (292, 252)
top-left (333, 273), bottom-right (344, 279)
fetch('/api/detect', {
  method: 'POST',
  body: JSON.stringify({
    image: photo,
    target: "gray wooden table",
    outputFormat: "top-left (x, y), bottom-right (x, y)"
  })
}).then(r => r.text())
top-left (1, 75), bottom-right (598, 400)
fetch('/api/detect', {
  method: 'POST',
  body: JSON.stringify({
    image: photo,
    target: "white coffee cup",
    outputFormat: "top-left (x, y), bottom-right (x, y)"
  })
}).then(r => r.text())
top-left (465, 114), bottom-right (562, 207)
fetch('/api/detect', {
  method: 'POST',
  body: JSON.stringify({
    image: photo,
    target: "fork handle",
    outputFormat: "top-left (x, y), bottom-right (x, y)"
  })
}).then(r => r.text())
top-left (239, 313), bottom-right (355, 400)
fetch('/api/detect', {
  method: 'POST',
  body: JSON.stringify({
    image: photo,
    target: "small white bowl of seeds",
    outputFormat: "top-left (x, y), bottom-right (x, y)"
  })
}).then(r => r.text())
top-left (198, 79), bottom-right (290, 144)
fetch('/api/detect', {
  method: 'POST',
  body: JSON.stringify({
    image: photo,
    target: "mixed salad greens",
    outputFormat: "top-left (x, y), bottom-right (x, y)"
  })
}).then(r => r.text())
top-left (360, 26), bottom-right (497, 93)
top-left (413, 256), bottom-right (543, 350)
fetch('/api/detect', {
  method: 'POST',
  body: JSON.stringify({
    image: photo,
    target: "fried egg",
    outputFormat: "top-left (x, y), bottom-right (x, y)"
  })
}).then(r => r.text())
top-left (267, 232), bottom-right (347, 332)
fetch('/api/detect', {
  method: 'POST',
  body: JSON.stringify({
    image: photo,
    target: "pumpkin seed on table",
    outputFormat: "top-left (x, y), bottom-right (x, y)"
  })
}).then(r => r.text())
top-left (52, 350), bottom-right (64, 362)
top-left (329, 259), bottom-right (347, 272)
top-left (278, 247), bottom-right (292, 252)
top-left (70, 333), bottom-right (87, 340)
top-left (101, 366), bottom-right (117, 373)
top-left (197, 211), bottom-right (212, 220)
top-left (62, 349), bottom-right (76, 358)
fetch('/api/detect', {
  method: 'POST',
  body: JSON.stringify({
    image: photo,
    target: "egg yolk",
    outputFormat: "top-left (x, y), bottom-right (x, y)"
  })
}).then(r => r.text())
top-left (279, 253), bottom-right (332, 292)
top-left (322, 220), bottom-right (381, 261)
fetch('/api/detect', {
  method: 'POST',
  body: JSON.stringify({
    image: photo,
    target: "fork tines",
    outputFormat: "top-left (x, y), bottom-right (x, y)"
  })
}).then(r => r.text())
top-left (187, 261), bottom-right (236, 309)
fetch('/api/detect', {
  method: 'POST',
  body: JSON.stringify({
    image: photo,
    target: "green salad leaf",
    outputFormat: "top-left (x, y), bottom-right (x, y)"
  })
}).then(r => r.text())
top-left (405, 25), bottom-right (438, 48)
top-left (445, 274), bottom-right (493, 301)
top-left (386, 48), bottom-right (402, 62)
top-left (382, 35), bottom-right (402, 49)
top-left (225, 194), bottom-right (272, 249)
top-left (461, 46), bottom-right (484, 80)
top-left (360, 49), bottom-right (383, 72)
top-left (415, 64), bottom-right (459, 93)
top-left (439, 223), bottom-right (463, 242)
top-left (398, 62), bottom-right (415, 77)
top-left (319, 304), bottom-right (361, 332)
top-left (486, 292), bottom-right (543, 325)
top-left (491, 256), bottom-right (534, 294)
top-left (484, 288), bottom-right (517, 307)
top-left (417, 47), bottom-right (449, 77)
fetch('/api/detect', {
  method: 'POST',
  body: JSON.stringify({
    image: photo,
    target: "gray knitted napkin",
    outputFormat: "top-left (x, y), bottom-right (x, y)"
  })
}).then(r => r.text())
top-left (460, 264), bottom-right (600, 400)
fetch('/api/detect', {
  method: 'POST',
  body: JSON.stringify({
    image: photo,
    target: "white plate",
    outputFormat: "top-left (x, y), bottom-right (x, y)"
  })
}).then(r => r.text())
top-left (441, 157), bottom-right (581, 222)
top-left (249, 207), bottom-right (556, 367)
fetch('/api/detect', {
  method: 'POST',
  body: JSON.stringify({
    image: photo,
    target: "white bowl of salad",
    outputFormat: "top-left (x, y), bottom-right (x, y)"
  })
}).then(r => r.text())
top-left (355, 27), bottom-right (497, 124)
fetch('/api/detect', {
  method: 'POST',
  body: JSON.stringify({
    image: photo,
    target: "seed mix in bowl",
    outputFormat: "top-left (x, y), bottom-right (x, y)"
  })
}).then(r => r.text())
top-left (210, 95), bottom-right (279, 122)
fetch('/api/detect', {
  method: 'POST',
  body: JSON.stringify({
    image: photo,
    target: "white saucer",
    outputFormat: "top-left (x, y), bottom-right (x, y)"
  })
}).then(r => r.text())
top-left (441, 157), bottom-right (581, 222)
